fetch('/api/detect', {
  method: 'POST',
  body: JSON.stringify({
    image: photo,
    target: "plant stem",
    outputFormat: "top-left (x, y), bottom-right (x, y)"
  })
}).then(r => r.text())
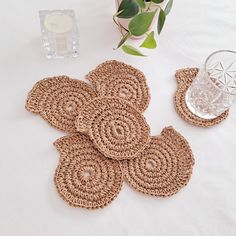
top-left (113, 13), bottom-right (129, 36)
top-left (146, 2), bottom-right (162, 13)
top-left (113, 13), bottom-right (120, 28)
top-left (146, 1), bottom-right (152, 12)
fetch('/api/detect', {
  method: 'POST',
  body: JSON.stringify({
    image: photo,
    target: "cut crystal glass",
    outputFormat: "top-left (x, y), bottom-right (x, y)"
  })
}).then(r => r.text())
top-left (185, 50), bottom-right (236, 119)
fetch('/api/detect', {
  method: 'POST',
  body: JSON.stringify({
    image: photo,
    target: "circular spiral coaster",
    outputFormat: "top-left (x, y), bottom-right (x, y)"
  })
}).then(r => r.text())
top-left (75, 97), bottom-right (150, 160)
top-left (54, 134), bottom-right (123, 209)
top-left (174, 68), bottom-right (229, 127)
top-left (86, 60), bottom-right (150, 112)
top-left (25, 76), bottom-right (97, 132)
top-left (122, 126), bottom-right (194, 197)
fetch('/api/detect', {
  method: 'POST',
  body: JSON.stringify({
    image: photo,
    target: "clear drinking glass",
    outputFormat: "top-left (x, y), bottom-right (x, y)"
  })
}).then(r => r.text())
top-left (185, 50), bottom-right (236, 119)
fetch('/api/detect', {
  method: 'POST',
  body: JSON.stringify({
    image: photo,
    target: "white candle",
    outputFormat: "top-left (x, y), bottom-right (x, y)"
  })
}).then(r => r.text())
top-left (44, 12), bottom-right (73, 34)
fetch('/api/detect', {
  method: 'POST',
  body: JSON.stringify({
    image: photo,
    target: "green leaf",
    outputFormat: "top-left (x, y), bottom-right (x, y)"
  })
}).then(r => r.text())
top-left (135, 0), bottom-right (145, 8)
top-left (117, 32), bottom-right (130, 48)
top-left (140, 31), bottom-right (157, 49)
top-left (121, 44), bottom-right (146, 56)
top-left (117, 0), bottom-right (139, 19)
top-left (151, 0), bottom-right (164, 4)
top-left (128, 11), bottom-right (156, 36)
top-left (157, 9), bottom-right (166, 34)
top-left (164, 0), bottom-right (173, 15)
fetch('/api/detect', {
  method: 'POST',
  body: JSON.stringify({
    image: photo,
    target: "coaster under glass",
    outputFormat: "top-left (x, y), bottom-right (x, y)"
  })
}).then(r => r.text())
top-left (185, 50), bottom-right (236, 119)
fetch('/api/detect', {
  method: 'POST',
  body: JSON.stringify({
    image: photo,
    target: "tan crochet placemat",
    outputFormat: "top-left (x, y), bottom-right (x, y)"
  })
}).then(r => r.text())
top-left (122, 126), bottom-right (194, 197)
top-left (174, 68), bottom-right (229, 127)
top-left (54, 134), bottom-right (123, 209)
top-left (75, 97), bottom-right (150, 160)
top-left (26, 76), bottom-right (97, 132)
top-left (86, 60), bottom-right (150, 112)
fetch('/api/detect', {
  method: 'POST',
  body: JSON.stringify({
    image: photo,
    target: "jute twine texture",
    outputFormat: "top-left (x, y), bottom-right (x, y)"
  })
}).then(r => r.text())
top-left (54, 134), bottom-right (123, 209)
top-left (26, 76), bottom-right (97, 132)
top-left (86, 60), bottom-right (150, 112)
top-left (75, 97), bottom-right (151, 161)
top-left (25, 61), bottom-right (196, 209)
top-left (122, 126), bottom-right (194, 197)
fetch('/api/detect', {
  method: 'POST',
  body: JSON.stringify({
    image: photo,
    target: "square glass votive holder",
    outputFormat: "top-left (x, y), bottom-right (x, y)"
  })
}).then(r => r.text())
top-left (39, 10), bottom-right (79, 59)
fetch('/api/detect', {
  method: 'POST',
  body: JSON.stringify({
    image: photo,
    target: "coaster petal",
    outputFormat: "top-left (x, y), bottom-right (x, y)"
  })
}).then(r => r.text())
top-left (122, 127), bottom-right (194, 197)
top-left (26, 76), bottom-right (97, 132)
top-left (54, 134), bottom-right (123, 209)
top-left (86, 60), bottom-right (150, 112)
top-left (75, 97), bottom-right (150, 160)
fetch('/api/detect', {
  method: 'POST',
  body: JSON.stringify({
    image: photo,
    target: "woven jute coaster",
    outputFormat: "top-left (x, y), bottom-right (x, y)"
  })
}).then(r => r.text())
top-left (122, 126), bottom-right (194, 197)
top-left (26, 76), bottom-right (97, 132)
top-left (54, 134), bottom-right (123, 209)
top-left (174, 68), bottom-right (229, 127)
top-left (75, 97), bottom-right (150, 161)
top-left (86, 60), bottom-right (150, 112)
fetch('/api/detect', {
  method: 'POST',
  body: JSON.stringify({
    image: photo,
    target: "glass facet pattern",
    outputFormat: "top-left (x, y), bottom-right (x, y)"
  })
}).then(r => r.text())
top-left (185, 50), bottom-right (236, 119)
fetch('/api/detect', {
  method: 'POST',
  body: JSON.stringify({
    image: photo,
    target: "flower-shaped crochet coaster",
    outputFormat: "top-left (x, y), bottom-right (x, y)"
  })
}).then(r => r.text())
top-left (122, 127), bottom-right (194, 197)
top-left (86, 60), bottom-right (150, 112)
top-left (174, 68), bottom-right (229, 127)
top-left (75, 97), bottom-right (150, 160)
top-left (26, 76), bottom-right (97, 132)
top-left (25, 61), bottom-right (196, 209)
top-left (54, 134), bottom-right (123, 209)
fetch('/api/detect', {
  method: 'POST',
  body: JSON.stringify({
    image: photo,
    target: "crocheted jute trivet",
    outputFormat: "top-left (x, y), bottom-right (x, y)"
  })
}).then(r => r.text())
top-left (174, 68), bottom-right (229, 127)
top-left (54, 134), bottom-right (123, 209)
top-left (86, 60), bottom-right (150, 112)
top-left (25, 76), bottom-right (97, 132)
top-left (75, 97), bottom-right (150, 160)
top-left (122, 127), bottom-right (194, 197)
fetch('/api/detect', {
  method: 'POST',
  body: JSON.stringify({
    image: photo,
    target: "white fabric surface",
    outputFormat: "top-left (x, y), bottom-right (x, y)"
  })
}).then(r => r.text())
top-left (1, 0), bottom-right (236, 235)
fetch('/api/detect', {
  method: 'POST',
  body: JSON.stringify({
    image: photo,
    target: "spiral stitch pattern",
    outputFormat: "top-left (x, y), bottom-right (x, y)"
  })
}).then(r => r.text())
top-left (75, 97), bottom-right (150, 160)
top-left (122, 127), bottom-right (194, 197)
top-left (86, 60), bottom-right (150, 112)
top-left (54, 134), bottom-right (123, 209)
top-left (26, 76), bottom-right (97, 132)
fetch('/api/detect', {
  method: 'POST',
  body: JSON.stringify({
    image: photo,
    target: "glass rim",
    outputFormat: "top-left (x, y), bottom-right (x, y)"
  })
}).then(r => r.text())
top-left (203, 49), bottom-right (236, 96)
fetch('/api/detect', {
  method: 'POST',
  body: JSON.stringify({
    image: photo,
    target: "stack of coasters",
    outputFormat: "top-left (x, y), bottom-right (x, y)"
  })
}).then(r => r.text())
top-left (26, 60), bottom-right (194, 209)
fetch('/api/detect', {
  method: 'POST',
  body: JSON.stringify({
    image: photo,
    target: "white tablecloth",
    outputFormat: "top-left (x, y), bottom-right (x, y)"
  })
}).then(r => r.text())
top-left (1, 0), bottom-right (236, 235)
